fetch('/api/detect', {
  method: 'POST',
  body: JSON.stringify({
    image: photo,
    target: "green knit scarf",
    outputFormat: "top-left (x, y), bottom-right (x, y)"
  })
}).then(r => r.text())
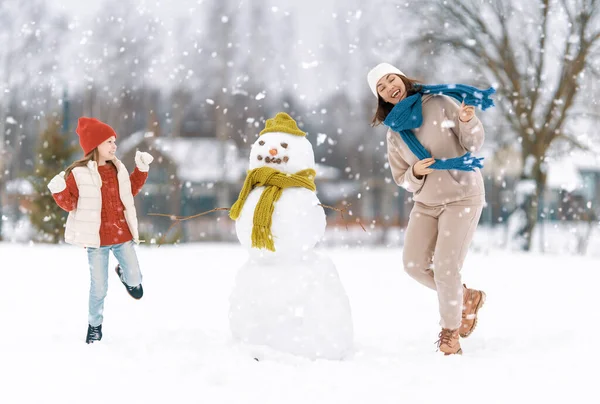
top-left (230, 166), bottom-right (317, 252)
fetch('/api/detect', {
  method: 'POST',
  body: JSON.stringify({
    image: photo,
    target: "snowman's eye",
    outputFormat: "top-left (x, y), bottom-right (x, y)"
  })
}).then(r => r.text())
top-left (281, 143), bottom-right (288, 148)
top-left (259, 140), bottom-right (265, 146)
top-left (257, 155), bottom-right (263, 160)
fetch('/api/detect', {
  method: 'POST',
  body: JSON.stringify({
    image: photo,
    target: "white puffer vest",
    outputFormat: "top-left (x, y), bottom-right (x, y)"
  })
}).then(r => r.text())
top-left (64, 158), bottom-right (140, 248)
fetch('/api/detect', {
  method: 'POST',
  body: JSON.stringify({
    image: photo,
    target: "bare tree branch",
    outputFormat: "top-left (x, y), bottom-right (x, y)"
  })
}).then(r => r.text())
top-left (559, 0), bottom-right (575, 26)
top-left (556, 134), bottom-right (592, 151)
top-left (546, 32), bottom-right (595, 144)
top-left (409, 0), bottom-right (600, 251)
top-left (529, 0), bottom-right (550, 110)
top-left (448, 1), bottom-right (501, 50)
top-left (539, 2), bottom-right (582, 143)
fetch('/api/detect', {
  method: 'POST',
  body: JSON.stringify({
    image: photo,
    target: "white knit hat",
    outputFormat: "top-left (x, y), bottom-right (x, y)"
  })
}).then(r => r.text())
top-left (367, 62), bottom-right (405, 98)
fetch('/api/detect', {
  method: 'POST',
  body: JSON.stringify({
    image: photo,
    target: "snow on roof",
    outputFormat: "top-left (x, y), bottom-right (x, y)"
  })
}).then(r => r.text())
top-left (153, 137), bottom-right (245, 183)
top-left (119, 130), bottom-right (341, 183)
top-left (546, 150), bottom-right (600, 192)
top-left (117, 131), bottom-right (245, 183)
top-left (546, 159), bottom-right (583, 192)
top-left (568, 150), bottom-right (600, 171)
top-left (118, 131), bottom-right (154, 155)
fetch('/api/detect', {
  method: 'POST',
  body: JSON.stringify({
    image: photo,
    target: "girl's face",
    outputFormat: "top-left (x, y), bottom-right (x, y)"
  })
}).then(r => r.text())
top-left (376, 74), bottom-right (407, 105)
top-left (97, 136), bottom-right (117, 163)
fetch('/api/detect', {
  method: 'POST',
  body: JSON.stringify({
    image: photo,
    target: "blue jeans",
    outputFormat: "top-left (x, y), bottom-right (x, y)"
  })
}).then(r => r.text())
top-left (86, 240), bottom-right (143, 326)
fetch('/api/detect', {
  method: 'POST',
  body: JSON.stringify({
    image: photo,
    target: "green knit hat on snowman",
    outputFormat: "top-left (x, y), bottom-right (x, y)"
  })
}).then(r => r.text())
top-left (259, 112), bottom-right (306, 137)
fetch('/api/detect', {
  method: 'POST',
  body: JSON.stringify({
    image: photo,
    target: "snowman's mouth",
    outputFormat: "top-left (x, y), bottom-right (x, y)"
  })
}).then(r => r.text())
top-left (263, 156), bottom-right (289, 164)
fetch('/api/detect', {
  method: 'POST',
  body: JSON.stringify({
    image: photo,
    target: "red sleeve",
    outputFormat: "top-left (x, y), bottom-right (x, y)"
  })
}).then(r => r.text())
top-left (130, 167), bottom-right (148, 197)
top-left (52, 173), bottom-right (79, 212)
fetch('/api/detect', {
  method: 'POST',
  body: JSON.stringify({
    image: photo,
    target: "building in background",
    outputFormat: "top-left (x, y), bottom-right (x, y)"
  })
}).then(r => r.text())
top-left (118, 130), bottom-right (344, 243)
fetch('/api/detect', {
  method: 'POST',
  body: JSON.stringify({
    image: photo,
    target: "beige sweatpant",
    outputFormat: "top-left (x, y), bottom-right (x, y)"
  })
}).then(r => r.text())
top-left (402, 201), bottom-right (483, 330)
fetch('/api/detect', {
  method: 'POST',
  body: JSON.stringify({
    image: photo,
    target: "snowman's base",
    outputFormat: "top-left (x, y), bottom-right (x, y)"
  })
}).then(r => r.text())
top-left (228, 250), bottom-right (354, 360)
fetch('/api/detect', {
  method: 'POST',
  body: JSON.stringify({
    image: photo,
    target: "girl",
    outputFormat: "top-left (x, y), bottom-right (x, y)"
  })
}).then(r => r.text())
top-left (367, 63), bottom-right (492, 355)
top-left (47, 117), bottom-right (154, 344)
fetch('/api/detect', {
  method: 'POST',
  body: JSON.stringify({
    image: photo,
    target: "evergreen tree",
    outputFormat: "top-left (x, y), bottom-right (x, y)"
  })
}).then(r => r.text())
top-left (29, 117), bottom-right (77, 243)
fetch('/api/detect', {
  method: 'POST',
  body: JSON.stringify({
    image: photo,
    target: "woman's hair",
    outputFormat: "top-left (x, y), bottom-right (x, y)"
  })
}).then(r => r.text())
top-left (371, 74), bottom-right (422, 127)
top-left (64, 148), bottom-right (116, 178)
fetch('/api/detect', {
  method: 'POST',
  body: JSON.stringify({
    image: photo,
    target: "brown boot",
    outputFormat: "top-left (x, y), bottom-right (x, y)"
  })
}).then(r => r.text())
top-left (436, 328), bottom-right (462, 355)
top-left (460, 284), bottom-right (486, 338)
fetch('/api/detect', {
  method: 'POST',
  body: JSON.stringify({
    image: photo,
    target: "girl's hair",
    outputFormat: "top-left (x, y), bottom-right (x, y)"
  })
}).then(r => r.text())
top-left (64, 148), bottom-right (116, 178)
top-left (371, 74), bottom-right (422, 127)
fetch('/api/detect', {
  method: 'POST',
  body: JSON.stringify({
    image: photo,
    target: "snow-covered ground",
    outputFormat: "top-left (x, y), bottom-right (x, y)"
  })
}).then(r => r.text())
top-left (0, 242), bottom-right (597, 404)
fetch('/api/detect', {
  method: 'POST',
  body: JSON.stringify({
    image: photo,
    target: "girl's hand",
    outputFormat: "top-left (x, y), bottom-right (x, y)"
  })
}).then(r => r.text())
top-left (135, 151), bottom-right (154, 172)
top-left (48, 171), bottom-right (67, 193)
top-left (412, 157), bottom-right (435, 179)
top-left (459, 101), bottom-right (476, 122)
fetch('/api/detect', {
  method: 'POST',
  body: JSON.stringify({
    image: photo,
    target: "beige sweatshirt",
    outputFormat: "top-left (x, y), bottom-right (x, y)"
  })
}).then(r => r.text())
top-left (386, 94), bottom-right (485, 206)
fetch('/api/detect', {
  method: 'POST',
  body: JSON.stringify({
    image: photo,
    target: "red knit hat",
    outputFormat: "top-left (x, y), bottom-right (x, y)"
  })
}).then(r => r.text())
top-left (76, 117), bottom-right (118, 155)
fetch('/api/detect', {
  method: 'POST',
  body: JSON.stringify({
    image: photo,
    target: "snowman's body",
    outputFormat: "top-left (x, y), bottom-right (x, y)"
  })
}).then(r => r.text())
top-left (229, 250), bottom-right (354, 360)
top-left (229, 119), bottom-right (354, 360)
top-left (235, 186), bottom-right (326, 259)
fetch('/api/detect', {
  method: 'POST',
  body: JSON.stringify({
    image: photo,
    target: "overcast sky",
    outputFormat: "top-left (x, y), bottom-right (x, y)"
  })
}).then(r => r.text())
top-left (44, 0), bottom-right (355, 102)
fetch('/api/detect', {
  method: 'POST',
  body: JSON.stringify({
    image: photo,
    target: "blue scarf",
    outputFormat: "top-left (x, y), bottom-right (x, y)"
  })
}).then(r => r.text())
top-left (383, 84), bottom-right (495, 172)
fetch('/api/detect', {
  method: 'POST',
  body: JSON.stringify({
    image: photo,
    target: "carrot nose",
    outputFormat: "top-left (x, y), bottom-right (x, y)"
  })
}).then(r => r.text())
top-left (269, 148), bottom-right (278, 156)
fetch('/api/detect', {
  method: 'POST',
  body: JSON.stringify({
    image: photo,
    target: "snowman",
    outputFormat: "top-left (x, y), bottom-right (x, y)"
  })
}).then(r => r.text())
top-left (228, 112), bottom-right (354, 360)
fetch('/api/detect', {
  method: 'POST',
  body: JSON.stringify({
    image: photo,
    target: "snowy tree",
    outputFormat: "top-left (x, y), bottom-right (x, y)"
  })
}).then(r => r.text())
top-left (0, 0), bottom-right (67, 240)
top-left (411, 0), bottom-right (600, 251)
top-left (29, 117), bottom-right (77, 243)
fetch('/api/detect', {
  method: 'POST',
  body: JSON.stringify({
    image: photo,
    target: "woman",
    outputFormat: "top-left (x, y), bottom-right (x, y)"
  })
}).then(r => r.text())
top-left (367, 63), bottom-right (491, 355)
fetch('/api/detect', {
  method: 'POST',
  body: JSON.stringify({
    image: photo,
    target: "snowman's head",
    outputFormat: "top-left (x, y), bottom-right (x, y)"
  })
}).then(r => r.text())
top-left (249, 131), bottom-right (315, 174)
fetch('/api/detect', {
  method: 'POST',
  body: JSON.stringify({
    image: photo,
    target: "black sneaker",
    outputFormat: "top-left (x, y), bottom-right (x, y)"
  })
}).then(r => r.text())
top-left (115, 265), bottom-right (143, 300)
top-left (86, 324), bottom-right (102, 344)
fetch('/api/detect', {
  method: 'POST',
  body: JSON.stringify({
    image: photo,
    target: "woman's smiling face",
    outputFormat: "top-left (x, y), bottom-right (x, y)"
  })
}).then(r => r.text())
top-left (376, 74), bottom-right (407, 105)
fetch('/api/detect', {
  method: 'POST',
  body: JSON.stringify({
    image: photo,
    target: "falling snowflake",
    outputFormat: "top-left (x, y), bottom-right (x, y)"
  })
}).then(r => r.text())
top-left (301, 61), bottom-right (319, 69)
top-left (316, 133), bottom-right (327, 146)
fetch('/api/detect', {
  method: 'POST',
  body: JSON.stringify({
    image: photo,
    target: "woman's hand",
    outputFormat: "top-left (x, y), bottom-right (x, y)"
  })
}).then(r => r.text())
top-left (459, 101), bottom-right (476, 123)
top-left (412, 157), bottom-right (435, 179)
